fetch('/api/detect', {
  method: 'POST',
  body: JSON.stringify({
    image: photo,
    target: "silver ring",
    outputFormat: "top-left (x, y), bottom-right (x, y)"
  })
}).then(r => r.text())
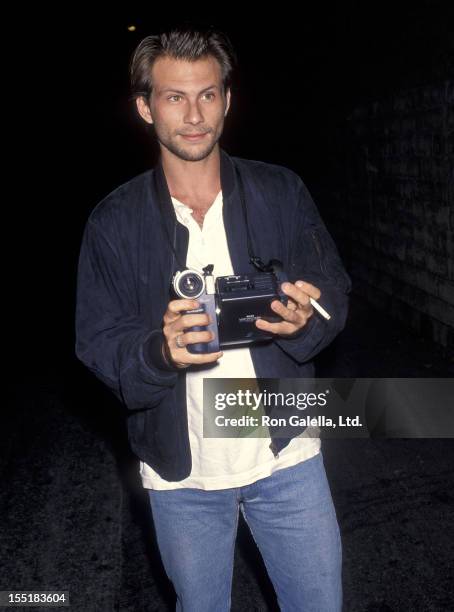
top-left (175, 334), bottom-right (185, 349)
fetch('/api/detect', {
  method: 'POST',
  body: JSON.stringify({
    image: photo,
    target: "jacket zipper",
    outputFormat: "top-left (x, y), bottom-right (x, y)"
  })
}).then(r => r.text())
top-left (269, 441), bottom-right (280, 459)
top-left (171, 220), bottom-right (177, 273)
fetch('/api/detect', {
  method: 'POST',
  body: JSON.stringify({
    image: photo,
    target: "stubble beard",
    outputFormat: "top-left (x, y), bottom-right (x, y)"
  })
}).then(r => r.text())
top-left (153, 122), bottom-right (225, 162)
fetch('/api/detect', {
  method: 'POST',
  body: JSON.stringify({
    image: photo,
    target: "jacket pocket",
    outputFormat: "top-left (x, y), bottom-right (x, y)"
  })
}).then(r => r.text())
top-left (308, 228), bottom-right (351, 292)
top-left (291, 228), bottom-right (330, 283)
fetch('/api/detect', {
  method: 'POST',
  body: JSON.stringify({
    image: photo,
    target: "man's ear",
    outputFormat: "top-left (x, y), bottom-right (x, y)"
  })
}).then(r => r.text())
top-left (136, 96), bottom-right (154, 124)
top-left (224, 88), bottom-right (231, 117)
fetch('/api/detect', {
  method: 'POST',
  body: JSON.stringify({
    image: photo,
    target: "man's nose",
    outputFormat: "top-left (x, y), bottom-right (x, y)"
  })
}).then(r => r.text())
top-left (184, 99), bottom-right (204, 124)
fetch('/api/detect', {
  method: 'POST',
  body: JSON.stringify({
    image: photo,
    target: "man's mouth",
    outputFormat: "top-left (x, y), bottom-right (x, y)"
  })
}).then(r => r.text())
top-left (180, 132), bottom-right (209, 141)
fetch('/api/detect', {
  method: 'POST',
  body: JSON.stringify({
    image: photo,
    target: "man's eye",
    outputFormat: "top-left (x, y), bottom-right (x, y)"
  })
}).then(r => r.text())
top-left (203, 93), bottom-right (215, 100)
top-left (168, 95), bottom-right (181, 102)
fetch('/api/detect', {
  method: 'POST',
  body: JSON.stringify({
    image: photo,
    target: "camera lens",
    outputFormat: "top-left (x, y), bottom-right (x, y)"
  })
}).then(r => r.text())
top-left (173, 270), bottom-right (205, 299)
top-left (182, 275), bottom-right (203, 295)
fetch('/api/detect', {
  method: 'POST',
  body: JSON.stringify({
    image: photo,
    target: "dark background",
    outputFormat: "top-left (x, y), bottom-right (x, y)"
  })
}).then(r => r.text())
top-left (9, 3), bottom-right (453, 371)
top-left (4, 3), bottom-right (454, 611)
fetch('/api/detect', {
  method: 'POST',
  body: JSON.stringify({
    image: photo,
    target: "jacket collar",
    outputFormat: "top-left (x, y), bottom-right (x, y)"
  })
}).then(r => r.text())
top-left (152, 146), bottom-right (236, 221)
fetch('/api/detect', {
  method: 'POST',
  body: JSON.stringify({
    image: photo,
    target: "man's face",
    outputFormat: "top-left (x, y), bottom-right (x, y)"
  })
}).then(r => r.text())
top-left (137, 55), bottom-right (231, 162)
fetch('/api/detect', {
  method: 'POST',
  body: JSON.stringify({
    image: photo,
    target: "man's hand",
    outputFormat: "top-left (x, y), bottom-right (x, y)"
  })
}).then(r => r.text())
top-left (162, 299), bottom-right (223, 369)
top-left (255, 280), bottom-right (321, 337)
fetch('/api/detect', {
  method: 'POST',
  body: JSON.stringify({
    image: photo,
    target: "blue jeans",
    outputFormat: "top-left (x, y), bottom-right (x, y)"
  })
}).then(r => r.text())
top-left (147, 451), bottom-right (342, 611)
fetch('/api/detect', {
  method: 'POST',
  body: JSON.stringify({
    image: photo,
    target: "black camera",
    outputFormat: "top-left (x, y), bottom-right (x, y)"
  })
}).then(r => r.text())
top-left (172, 262), bottom-right (288, 354)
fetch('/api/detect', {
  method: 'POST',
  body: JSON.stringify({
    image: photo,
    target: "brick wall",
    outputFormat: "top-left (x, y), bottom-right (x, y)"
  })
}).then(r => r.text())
top-left (328, 80), bottom-right (453, 351)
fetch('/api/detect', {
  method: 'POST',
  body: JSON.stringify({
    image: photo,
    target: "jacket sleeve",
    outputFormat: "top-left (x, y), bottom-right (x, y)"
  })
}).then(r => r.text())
top-left (274, 176), bottom-right (352, 364)
top-left (75, 218), bottom-right (179, 411)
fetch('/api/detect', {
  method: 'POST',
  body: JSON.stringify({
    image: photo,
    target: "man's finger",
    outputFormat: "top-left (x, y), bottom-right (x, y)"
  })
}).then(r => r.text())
top-left (176, 330), bottom-right (214, 346)
top-left (167, 299), bottom-right (200, 314)
top-left (178, 313), bottom-right (211, 330)
top-left (280, 281), bottom-right (321, 305)
top-left (294, 281), bottom-right (321, 300)
top-left (280, 283), bottom-right (310, 307)
top-left (188, 350), bottom-right (223, 364)
top-left (173, 349), bottom-right (224, 365)
top-left (255, 318), bottom-right (297, 335)
top-left (164, 299), bottom-right (200, 324)
top-left (270, 300), bottom-right (304, 324)
top-left (286, 299), bottom-right (298, 311)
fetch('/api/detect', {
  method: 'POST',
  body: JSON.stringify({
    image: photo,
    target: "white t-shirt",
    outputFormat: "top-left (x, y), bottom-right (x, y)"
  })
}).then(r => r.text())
top-left (140, 189), bottom-right (320, 490)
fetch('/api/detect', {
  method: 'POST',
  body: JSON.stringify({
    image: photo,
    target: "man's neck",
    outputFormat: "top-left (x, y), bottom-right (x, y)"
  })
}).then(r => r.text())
top-left (161, 146), bottom-right (221, 205)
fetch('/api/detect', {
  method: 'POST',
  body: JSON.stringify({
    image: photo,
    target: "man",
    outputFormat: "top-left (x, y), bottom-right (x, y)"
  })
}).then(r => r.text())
top-left (75, 23), bottom-right (351, 611)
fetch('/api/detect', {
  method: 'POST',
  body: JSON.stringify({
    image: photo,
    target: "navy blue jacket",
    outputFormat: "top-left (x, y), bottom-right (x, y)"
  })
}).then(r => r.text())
top-left (75, 148), bottom-right (351, 481)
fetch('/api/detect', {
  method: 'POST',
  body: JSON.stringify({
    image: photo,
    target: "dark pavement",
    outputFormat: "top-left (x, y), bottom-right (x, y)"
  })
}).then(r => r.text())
top-left (2, 295), bottom-right (453, 611)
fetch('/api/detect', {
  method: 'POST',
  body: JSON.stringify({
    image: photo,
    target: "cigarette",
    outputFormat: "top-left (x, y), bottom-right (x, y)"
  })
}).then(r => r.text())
top-left (309, 297), bottom-right (331, 320)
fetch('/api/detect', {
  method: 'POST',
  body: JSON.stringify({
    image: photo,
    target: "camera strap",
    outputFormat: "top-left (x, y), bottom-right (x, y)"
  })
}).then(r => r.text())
top-left (153, 157), bottom-right (187, 272)
top-left (233, 162), bottom-right (273, 273)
